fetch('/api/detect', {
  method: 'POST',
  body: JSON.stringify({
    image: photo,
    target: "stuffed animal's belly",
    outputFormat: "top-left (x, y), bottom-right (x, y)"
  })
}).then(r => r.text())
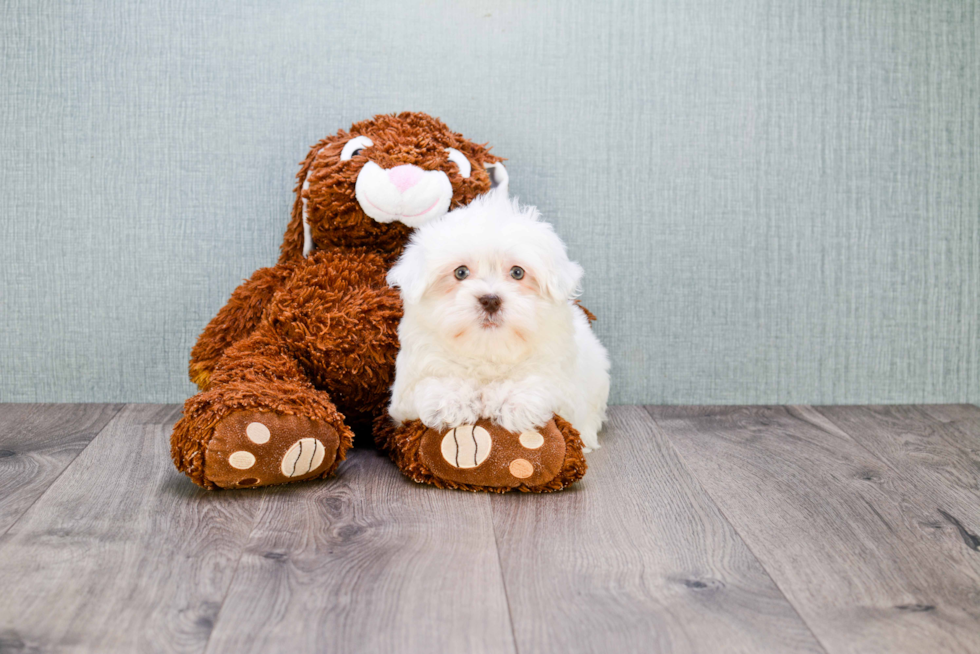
top-left (285, 293), bottom-right (401, 420)
top-left (270, 249), bottom-right (403, 421)
top-left (307, 341), bottom-right (397, 421)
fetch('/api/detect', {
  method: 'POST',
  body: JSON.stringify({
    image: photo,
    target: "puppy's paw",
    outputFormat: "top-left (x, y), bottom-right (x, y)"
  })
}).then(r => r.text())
top-left (415, 378), bottom-right (482, 430)
top-left (481, 381), bottom-right (556, 434)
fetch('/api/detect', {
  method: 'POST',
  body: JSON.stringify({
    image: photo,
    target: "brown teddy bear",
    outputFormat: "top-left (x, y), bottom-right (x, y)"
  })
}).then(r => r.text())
top-left (170, 112), bottom-right (587, 492)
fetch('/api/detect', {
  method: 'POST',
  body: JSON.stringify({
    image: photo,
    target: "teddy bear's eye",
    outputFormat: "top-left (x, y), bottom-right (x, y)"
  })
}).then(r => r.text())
top-left (446, 148), bottom-right (472, 178)
top-left (341, 136), bottom-right (374, 161)
top-left (454, 266), bottom-right (469, 281)
top-left (510, 266), bottom-right (525, 280)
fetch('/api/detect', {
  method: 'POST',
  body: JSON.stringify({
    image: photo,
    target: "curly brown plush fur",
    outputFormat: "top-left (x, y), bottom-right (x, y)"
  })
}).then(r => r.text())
top-left (171, 113), bottom-right (503, 489)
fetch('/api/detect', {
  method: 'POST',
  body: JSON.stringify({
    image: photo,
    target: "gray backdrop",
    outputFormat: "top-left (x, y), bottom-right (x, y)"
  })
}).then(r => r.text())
top-left (2, 0), bottom-right (978, 405)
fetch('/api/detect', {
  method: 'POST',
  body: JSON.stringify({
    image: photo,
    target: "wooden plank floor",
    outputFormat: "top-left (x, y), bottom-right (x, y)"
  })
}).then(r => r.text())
top-left (0, 405), bottom-right (977, 654)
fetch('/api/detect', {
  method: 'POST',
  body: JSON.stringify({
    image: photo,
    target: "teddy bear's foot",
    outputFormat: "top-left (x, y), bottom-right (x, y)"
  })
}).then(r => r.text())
top-left (380, 415), bottom-right (587, 492)
top-left (202, 410), bottom-right (341, 489)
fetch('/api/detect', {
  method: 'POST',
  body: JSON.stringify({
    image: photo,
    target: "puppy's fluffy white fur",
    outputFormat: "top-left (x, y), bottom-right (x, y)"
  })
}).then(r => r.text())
top-left (387, 190), bottom-right (610, 451)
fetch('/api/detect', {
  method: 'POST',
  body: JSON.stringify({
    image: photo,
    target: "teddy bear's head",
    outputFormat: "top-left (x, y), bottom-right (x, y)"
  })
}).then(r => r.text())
top-left (280, 112), bottom-right (507, 261)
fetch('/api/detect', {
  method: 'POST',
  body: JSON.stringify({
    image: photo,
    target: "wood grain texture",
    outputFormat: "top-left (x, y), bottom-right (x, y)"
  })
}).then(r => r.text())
top-left (490, 406), bottom-right (825, 654)
top-left (811, 405), bottom-right (980, 544)
top-left (0, 404), bottom-right (266, 654)
top-left (4, 403), bottom-right (979, 653)
top-left (203, 449), bottom-right (516, 654)
top-left (648, 405), bottom-right (980, 654)
top-left (917, 404), bottom-right (980, 448)
top-left (919, 404), bottom-right (980, 423)
top-left (0, 403), bottom-right (122, 536)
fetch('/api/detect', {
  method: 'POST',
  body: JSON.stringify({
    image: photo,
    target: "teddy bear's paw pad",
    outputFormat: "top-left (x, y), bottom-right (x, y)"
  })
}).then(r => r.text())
top-left (440, 425), bottom-right (493, 468)
top-left (204, 411), bottom-right (339, 488)
top-left (420, 419), bottom-right (566, 489)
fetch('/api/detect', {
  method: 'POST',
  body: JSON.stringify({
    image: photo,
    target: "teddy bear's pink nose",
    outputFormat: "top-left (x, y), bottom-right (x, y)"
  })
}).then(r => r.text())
top-left (387, 164), bottom-right (424, 193)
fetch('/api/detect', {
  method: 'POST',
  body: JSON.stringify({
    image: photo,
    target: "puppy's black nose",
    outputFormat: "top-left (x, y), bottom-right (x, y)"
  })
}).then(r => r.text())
top-left (478, 294), bottom-right (502, 315)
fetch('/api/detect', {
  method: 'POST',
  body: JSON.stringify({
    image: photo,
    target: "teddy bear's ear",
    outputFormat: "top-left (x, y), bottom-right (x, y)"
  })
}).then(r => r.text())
top-left (300, 162), bottom-right (317, 258)
top-left (485, 162), bottom-right (509, 195)
top-left (280, 140), bottom-right (329, 263)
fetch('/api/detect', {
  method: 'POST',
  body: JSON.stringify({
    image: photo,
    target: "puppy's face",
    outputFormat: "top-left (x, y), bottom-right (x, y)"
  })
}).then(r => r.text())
top-left (389, 190), bottom-right (584, 360)
top-left (426, 251), bottom-right (543, 348)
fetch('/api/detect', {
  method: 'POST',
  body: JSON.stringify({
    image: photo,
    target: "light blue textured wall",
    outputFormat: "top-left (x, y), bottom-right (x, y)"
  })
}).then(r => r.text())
top-left (1, 0), bottom-right (978, 404)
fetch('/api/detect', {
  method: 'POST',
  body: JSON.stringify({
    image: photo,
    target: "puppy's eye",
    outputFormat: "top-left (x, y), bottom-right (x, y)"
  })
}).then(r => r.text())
top-left (341, 136), bottom-right (374, 161)
top-left (446, 148), bottom-right (472, 178)
top-left (510, 266), bottom-right (525, 280)
top-left (454, 266), bottom-right (470, 281)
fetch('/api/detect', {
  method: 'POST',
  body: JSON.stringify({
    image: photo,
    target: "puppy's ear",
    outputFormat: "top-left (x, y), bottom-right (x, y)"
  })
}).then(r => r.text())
top-left (536, 225), bottom-right (584, 302)
top-left (541, 258), bottom-right (584, 302)
top-left (387, 244), bottom-right (430, 304)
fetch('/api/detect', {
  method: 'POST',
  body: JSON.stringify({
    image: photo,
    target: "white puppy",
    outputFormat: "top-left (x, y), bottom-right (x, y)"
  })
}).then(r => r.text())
top-left (386, 190), bottom-right (610, 451)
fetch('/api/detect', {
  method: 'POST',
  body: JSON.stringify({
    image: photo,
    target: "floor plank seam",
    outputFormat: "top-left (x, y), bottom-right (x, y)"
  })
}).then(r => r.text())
top-left (812, 405), bottom-right (980, 550)
top-left (641, 405), bottom-right (833, 654)
top-left (0, 403), bottom-right (125, 541)
top-left (814, 405), bottom-right (980, 486)
top-left (805, 406), bottom-right (909, 478)
top-left (200, 544), bottom-right (251, 654)
top-left (489, 499), bottom-right (521, 654)
top-left (198, 493), bottom-right (267, 654)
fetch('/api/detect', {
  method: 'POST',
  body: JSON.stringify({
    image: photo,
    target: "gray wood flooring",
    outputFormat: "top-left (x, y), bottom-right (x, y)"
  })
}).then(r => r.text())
top-left (0, 404), bottom-right (977, 654)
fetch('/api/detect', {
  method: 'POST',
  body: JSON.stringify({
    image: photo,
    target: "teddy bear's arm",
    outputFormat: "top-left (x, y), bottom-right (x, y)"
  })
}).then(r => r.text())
top-left (188, 265), bottom-right (294, 390)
